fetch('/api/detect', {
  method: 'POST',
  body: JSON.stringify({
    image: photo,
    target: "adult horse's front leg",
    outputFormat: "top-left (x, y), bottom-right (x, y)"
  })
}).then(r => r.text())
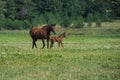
top-left (47, 39), bottom-right (49, 48)
top-left (42, 39), bottom-right (45, 49)
top-left (50, 39), bottom-right (54, 48)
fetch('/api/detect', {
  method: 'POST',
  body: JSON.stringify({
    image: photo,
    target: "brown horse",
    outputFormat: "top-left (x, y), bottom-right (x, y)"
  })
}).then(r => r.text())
top-left (50, 32), bottom-right (66, 48)
top-left (29, 24), bottom-right (56, 49)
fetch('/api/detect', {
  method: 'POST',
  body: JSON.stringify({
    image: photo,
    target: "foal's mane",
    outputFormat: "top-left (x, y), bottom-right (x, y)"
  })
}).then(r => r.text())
top-left (58, 34), bottom-right (63, 37)
top-left (58, 32), bottom-right (65, 37)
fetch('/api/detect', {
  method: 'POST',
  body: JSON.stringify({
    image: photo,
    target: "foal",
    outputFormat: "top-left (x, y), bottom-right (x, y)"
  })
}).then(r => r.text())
top-left (50, 32), bottom-right (66, 48)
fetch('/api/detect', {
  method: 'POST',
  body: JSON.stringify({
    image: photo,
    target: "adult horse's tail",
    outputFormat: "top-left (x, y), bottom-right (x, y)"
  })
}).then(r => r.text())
top-left (29, 29), bottom-right (33, 37)
top-left (29, 27), bottom-right (38, 49)
top-left (29, 27), bottom-right (36, 39)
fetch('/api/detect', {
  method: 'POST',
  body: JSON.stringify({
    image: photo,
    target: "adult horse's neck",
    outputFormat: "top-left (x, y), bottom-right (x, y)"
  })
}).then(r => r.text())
top-left (47, 26), bottom-right (52, 35)
top-left (42, 26), bottom-right (51, 36)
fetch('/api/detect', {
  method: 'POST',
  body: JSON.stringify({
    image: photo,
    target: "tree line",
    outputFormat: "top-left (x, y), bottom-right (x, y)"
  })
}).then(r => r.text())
top-left (0, 0), bottom-right (120, 30)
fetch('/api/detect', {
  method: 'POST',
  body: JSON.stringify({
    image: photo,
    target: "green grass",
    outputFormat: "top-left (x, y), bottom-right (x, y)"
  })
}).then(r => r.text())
top-left (0, 22), bottom-right (120, 80)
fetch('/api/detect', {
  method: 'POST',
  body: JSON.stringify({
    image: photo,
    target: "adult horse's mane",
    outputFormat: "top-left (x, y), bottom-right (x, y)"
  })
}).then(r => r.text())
top-left (44, 24), bottom-right (55, 27)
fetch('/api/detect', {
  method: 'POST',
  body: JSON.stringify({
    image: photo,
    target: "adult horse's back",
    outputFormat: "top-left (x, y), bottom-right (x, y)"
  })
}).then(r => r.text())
top-left (29, 24), bottom-right (56, 49)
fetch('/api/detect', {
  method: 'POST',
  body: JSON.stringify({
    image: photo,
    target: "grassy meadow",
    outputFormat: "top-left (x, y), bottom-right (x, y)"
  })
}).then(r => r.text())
top-left (0, 22), bottom-right (120, 80)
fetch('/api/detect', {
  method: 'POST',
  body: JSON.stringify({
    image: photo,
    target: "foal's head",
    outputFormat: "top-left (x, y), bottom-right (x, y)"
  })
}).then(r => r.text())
top-left (62, 32), bottom-right (67, 38)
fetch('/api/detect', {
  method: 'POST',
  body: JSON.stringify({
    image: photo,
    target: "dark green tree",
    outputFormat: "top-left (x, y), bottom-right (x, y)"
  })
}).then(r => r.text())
top-left (111, 0), bottom-right (120, 19)
top-left (0, 0), bottom-right (6, 19)
top-left (4, 0), bottom-right (16, 20)
top-left (0, 0), bottom-right (119, 29)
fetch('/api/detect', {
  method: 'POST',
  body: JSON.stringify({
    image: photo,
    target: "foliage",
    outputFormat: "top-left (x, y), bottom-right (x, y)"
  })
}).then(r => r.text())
top-left (87, 13), bottom-right (94, 27)
top-left (0, 0), bottom-right (6, 19)
top-left (1, 18), bottom-right (13, 30)
top-left (72, 16), bottom-right (84, 28)
top-left (96, 19), bottom-right (102, 27)
top-left (0, 0), bottom-right (119, 29)
top-left (94, 13), bottom-right (102, 27)
top-left (60, 15), bottom-right (72, 28)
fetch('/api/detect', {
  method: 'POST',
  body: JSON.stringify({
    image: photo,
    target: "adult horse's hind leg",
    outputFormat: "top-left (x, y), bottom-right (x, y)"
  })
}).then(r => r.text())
top-left (34, 40), bottom-right (37, 48)
top-left (42, 39), bottom-right (45, 49)
top-left (32, 39), bottom-right (37, 49)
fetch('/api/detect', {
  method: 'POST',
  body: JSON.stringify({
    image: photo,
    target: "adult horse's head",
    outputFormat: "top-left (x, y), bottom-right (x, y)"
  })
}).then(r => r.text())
top-left (49, 24), bottom-right (56, 34)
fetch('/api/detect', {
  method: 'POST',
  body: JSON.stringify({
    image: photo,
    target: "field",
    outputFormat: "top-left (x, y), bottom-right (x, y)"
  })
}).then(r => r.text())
top-left (0, 22), bottom-right (120, 80)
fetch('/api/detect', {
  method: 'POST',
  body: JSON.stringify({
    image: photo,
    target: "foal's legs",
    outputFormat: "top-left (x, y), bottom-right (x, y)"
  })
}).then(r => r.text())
top-left (42, 39), bottom-right (45, 49)
top-left (61, 42), bottom-right (64, 48)
top-left (58, 42), bottom-right (60, 47)
top-left (58, 40), bottom-right (63, 48)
